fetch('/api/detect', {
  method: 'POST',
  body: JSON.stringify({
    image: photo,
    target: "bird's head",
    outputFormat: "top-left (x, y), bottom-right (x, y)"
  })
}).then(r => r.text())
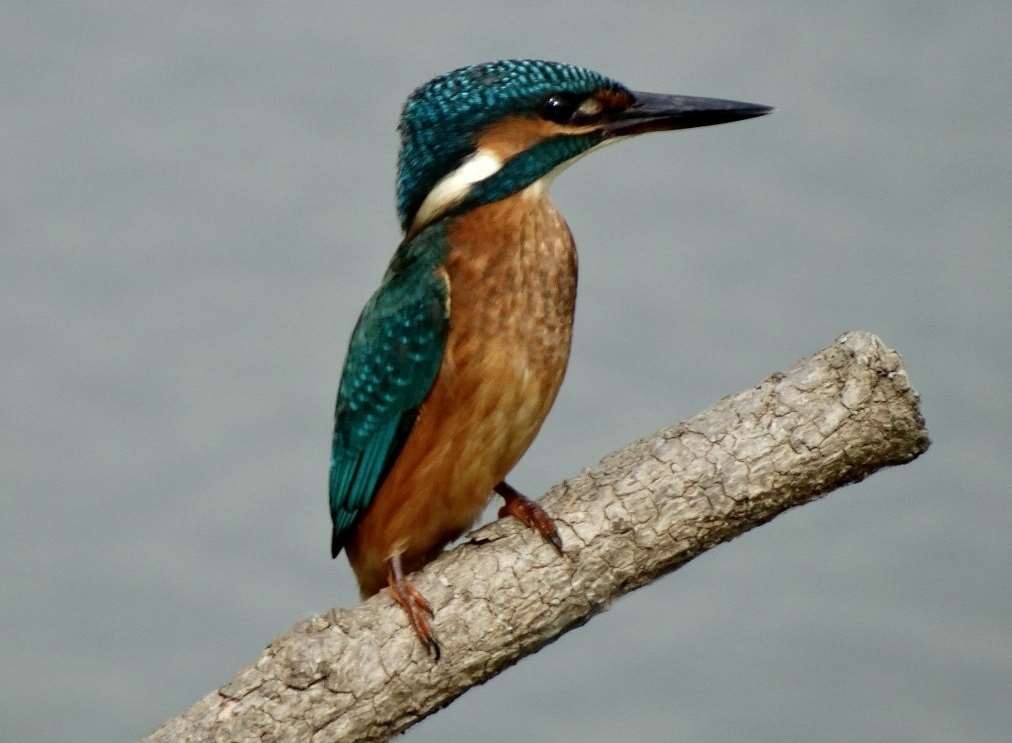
top-left (395, 59), bottom-right (771, 235)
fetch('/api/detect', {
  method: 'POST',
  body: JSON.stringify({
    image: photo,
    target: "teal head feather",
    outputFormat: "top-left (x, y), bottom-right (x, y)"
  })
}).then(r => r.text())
top-left (395, 59), bottom-right (627, 231)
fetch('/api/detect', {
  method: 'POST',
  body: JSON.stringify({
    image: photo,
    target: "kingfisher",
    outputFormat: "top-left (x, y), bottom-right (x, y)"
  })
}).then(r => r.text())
top-left (329, 59), bottom-right (771, 656)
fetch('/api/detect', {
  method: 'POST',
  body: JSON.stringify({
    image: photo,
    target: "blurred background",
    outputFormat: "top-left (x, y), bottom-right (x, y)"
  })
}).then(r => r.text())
top-left (3, 2), bottom-right (1010, 741)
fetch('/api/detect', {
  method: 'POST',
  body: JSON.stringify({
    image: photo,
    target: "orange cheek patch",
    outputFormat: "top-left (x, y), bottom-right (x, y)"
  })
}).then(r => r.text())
top-left (477, 115), bottom-right (602, 161)
top-left (477, 115), bottom-right (559, 160)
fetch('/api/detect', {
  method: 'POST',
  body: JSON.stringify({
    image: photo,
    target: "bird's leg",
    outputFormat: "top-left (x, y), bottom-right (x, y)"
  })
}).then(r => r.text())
top-left (494, 481), bottom-right (563, 555)
top-left (387, 554), bottom-right (440, 660)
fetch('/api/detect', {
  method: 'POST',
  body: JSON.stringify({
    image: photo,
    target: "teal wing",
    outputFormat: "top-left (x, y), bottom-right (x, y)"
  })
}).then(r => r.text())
top-left (329, 227), bottom-right (449, 557)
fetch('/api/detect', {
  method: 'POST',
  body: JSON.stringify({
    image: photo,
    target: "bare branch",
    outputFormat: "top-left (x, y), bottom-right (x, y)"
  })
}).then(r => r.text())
top-left (141, 330), bottom-right (930, 743)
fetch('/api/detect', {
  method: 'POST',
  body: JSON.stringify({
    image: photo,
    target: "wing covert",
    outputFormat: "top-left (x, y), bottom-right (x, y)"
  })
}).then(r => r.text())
top-left (329, 226), bottom-right (450, 557)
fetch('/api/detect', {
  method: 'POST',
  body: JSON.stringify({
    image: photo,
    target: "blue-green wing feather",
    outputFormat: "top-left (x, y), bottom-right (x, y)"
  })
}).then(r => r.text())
top-left (329, 224), bottom-right (450, 557)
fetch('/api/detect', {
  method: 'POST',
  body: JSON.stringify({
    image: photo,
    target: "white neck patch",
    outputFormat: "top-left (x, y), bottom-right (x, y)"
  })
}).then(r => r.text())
top-left (411, 149), bottom-right (503, 232)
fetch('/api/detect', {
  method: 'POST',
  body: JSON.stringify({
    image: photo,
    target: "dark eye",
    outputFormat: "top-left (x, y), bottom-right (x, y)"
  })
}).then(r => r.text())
top-left (538, 93), bottom-right (581, 124)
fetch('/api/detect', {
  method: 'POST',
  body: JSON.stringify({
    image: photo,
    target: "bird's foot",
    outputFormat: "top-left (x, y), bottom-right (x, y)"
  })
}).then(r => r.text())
top-left (387, 554), bottom-right (440, 660)
top-left (495, 481), bottom-right (563, 555)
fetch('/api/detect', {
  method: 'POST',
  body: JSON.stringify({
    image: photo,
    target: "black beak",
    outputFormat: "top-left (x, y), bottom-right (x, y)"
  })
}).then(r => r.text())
top-left (604, 92), bottom-right (773, 137)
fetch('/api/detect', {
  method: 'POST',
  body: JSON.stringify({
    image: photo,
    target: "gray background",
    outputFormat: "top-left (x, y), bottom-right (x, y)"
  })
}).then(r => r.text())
top-left (3, 2), bottom-right (1010, 741)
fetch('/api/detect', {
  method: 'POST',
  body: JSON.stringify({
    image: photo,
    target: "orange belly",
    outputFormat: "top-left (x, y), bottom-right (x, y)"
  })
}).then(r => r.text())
top-left (346, 188), bottom-right (577, 596)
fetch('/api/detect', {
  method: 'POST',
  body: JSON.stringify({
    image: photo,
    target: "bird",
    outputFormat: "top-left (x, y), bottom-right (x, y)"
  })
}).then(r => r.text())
top-left (328, 59), bottom-right (771, 657)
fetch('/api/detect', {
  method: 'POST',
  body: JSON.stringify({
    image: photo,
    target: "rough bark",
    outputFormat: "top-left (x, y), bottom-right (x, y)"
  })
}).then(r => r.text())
top-left (142, 330), bottom-right (930, 743)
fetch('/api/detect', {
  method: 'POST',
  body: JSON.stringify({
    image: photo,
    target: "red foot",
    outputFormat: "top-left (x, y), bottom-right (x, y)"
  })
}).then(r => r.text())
top-left (495, 481), bottom-right (564, 555)
top-left (387, 555), bottom-right (440, 660)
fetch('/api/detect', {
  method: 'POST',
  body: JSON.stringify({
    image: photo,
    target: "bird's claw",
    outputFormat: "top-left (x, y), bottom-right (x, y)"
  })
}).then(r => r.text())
top-left (387, 560), bottom-right (441, 660)
top-left (496, 484), bottom-right (564, 556)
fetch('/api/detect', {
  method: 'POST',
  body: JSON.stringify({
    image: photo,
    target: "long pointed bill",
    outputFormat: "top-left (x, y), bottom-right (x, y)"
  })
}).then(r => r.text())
top-left (604, 92), bottom-right (773, 137)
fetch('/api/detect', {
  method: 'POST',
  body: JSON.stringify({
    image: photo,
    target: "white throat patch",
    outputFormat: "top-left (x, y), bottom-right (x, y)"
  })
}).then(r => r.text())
top-left (411, 149), bottom-right (503, 232)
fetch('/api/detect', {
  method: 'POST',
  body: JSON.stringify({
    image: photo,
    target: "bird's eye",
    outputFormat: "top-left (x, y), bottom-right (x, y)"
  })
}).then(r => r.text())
top-left (538, 93), bottom-right (582, 124)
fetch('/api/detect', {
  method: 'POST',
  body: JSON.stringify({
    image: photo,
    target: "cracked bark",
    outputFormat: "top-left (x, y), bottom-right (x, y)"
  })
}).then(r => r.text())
top-left (141, 330), bottom-right (930, 743)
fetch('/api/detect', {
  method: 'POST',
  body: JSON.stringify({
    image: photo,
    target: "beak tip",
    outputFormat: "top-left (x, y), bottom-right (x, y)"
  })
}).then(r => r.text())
top-left (740, 103), bottom-right (775, 119)
top-left (723, 101), bottom-right (775, 124)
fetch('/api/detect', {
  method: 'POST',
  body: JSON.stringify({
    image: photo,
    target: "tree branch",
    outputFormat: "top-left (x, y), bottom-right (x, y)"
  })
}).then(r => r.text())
top-left (141, 330), bottom-right (930, 743)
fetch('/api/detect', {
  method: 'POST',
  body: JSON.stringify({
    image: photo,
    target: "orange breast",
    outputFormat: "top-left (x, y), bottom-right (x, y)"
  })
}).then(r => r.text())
top-left (346, 188), bottom-right (577, 596)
